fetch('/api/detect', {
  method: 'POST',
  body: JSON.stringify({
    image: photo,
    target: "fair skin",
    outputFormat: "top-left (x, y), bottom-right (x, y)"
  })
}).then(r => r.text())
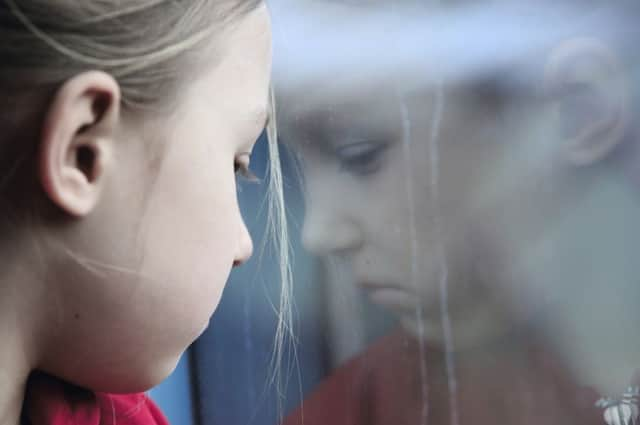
top-left (0, 4), bottom-right (271, 425)
top-left (278, 32), bottom-right (640, 397)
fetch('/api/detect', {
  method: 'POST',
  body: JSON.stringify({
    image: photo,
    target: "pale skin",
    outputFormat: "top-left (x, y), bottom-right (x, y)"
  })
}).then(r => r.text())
top-left (0, 5), bottom-right (271, 425)
top-left (278, 33), bottom-right (640, 398)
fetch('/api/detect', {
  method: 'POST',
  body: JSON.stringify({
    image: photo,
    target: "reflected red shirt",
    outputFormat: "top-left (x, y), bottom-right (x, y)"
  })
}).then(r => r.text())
top-left (22, 373), bottom-right (170, 425)
top-left (284, 329), bottom-right (603, 425)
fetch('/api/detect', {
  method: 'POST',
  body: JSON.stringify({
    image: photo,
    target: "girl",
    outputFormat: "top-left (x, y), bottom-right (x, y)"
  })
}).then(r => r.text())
top-left (274, 1), bottom-right (640, 424)
top-left (0, 1), bottom-right (289, 424)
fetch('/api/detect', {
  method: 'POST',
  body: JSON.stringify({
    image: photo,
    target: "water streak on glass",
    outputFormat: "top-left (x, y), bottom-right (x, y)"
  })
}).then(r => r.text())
top-left (399, 95), bottom-right (430, 425)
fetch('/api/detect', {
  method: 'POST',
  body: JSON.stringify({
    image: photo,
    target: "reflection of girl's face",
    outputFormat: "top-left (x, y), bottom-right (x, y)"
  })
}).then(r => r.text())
top-left (281, 79), bottom-right (570, 346)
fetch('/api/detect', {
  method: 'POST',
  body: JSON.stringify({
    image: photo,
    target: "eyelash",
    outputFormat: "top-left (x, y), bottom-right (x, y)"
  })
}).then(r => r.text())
top-left (235, 129), bottom-right (267, 187)
top-left (234, 160), bottom-right (259, 184)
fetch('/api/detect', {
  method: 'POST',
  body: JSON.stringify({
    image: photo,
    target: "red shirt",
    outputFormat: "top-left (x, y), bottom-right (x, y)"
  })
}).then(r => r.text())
top-left (284, 330), bottom-right (603, 425)
top-left (22, 373), bottom-right (170, 425)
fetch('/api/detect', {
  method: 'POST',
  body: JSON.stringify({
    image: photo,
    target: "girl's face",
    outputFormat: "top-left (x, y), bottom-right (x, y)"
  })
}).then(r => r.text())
top-left (42, 5), bottom-right (272, 392)
top-left (281, 77), bottom-right (572, 347)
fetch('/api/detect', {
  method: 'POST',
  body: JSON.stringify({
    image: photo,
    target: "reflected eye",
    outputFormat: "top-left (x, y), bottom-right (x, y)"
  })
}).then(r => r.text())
top-left (335, 141), bottom-right (389, 176)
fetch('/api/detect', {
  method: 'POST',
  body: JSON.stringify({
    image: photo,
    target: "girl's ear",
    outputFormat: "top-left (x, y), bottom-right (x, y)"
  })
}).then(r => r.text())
top-left (543, 37), bottom-right (630, 166)
top-left (39, 71), bottom-right (121, 217)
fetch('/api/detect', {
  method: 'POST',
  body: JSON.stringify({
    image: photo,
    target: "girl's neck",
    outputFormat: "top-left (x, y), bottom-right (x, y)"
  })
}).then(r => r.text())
top-left (0, 246), bottom-right (43, 425)
top-left (0, 369), bottom-right (28, 425)
top-left (0, 308), bottom-right (33, 425)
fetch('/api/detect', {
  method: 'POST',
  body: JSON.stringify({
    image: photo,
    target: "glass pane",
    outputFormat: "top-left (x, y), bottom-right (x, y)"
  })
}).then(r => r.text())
top-left (270, 1), bottom-right (640, 425)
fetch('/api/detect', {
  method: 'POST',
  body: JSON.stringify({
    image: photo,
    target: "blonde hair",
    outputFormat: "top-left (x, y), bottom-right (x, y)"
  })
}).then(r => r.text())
top-left (0, 0), bottom-right (292, 409)
top-left (265, 88), bottom-right (296, 419)
top-left (0, 0), bottom-right (260, 107)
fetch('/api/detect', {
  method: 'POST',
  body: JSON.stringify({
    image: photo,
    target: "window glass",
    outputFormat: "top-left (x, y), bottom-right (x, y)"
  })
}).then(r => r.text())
top-left (269, 2), bottom-right (640, 425)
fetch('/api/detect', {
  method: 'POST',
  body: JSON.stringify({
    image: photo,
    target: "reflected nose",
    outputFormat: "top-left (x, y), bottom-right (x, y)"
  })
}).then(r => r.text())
top-left (233, 219), bottom-right (253, 267)
top-left (301, 199), bottom-right (363, 256)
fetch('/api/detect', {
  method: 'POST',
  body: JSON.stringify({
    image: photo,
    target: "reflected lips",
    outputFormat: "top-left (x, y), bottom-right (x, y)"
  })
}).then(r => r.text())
top-left (358, 282), bottom-right (419, 312)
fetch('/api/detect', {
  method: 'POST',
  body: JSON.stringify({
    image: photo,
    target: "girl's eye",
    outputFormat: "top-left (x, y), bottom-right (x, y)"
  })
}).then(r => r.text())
top-left (335, 141), bottom-right (389, 176)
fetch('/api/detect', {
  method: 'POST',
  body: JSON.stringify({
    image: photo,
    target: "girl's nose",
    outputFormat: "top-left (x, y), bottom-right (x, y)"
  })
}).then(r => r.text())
top-left (233, 220), bottom-right (254, 267)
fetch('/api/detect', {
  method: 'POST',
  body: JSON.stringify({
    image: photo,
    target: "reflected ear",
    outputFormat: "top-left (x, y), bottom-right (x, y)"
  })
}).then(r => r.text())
top-left (544, 37), bottom-right (630, 166)
top-left (39, 71), bottom-right (121, 217)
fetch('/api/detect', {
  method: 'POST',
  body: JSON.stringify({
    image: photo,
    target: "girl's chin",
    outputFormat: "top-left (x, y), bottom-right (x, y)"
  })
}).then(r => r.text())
top-left (125, 356), bottom-right (183, 393)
